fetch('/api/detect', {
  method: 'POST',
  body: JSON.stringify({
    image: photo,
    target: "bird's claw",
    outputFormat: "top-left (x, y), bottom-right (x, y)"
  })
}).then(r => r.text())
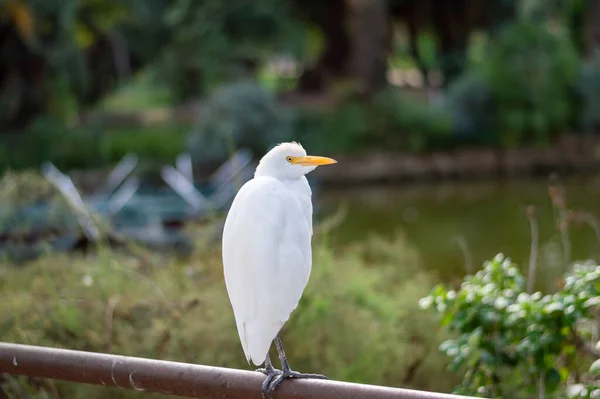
top-left (284, 370), bottom-right (328, 380)
top-left (256, 367), bottom-right (282, 399)
top-left (255, 367), bottom-right (282, 375)
top-left (266, 369), bottom-right (328, 398)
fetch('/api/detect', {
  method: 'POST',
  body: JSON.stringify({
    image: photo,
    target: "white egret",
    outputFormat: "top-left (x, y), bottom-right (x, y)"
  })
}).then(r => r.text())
top-left (222, 142), bottom-right (337, 398)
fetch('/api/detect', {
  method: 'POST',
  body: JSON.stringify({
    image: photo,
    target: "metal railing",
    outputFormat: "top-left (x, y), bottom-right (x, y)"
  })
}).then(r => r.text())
top-left (0, 342), bottom-right (477, 399)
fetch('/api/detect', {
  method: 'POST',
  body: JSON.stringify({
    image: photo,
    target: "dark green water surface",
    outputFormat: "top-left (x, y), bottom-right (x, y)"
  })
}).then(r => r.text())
top-left (319, 176), bottom-right (600, 292)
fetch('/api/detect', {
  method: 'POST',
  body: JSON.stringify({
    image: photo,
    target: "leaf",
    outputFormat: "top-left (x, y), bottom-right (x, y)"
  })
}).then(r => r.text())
top-left (480, 349), bottom-right (495, 365)
top-left (584, 296), bottom-right (600, 308)
top-left (544, 368), bottom-right (561, 393)
top-left (544, 302), bottom-right (564, 314)
top-left (590, 359), bottom-right (600, 375)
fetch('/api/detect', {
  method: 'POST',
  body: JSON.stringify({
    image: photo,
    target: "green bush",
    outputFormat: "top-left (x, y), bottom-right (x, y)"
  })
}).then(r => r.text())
top-left (0, 116), bottom-right (102, 171)
top-left (187, 80), bottom-right (294, 162)
top-left (0, 228), bottom-right (456, 398)
top-left (446, 22), bottom-right (580, 147)
top-left (158, 0), bottom-right (306, 100)
top-left (444, 71), bottom-right (498, 146)
top-left (421, 253), bottom-right (600, 398)
top-left (577, 55), bottom-right (600, 132)
top-left (294, 89), bottom-right (453, 154)
top-left (100, 124), bottom-right (189, 165)
top-left (0, 116), bottom-right (189, 173)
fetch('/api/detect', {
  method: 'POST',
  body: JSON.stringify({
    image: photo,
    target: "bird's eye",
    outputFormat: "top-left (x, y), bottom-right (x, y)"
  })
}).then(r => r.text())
top-left (286, 156), bottom-right (294, 163)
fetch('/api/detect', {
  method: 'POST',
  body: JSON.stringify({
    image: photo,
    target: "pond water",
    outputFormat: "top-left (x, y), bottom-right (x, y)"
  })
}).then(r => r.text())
top-left (319, 175), bottom-right (600, 292)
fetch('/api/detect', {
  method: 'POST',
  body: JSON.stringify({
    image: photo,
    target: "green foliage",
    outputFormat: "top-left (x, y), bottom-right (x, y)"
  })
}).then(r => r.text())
top-left (187, 80), bottom-right (294, 162)
top-left (444, 72), bottom-right (497, 146)
top-left (0, 170), bottom-right (78, 264)
top-left (0, 117), bottom-right (189, 172)
top-left (101, 124), bottom-right (189, 165)
top-left (483, 23), bottom-right (579, 143)
top-left (2, 0), bottom-right (308, 125)
top-left (0, 115), bottom-right (103, 171)
top-left (519, 0), bottom-right (575, 22)
top-left (0, 170), bottom-right (57, 207)
top-left (0, 0), bottom-right (139, 127)
top-left (577, 56), bottom-right (600, 132)
top-left (446, 22), bottom-right (580, 147)
top-left (158, 0), bottom-right (306, 100)
top-left (421, 253), bottom-right (600, 398)
top-left (295, 89), bottom-right (453, 154)
top-left (98, 71), bottom-right (175, 113)
top-left (0, 228), bottom-right (455, 397)
top-left (288, 233), bottom-right (452, 388)
top-left (3, 0), bottom-right (597, 166)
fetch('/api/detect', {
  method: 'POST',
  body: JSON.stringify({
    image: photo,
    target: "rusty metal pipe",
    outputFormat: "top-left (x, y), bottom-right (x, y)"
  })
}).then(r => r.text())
top-left (0, 342), bottom-right (476, 399)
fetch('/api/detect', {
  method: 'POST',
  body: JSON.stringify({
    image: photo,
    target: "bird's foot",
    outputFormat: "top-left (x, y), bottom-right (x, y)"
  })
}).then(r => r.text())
top-left (256, 367), bottom-right (282, 399)
top-left (255, 367), bottom-right (282, 375)
top-left (266, 369), bottom-right (328, 398)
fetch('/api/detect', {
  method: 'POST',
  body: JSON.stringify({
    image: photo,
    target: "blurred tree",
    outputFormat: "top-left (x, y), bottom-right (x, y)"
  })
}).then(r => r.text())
top-left (346, 0), bottom-right (389, 96)
top-left (292, 0), bottom-right (390, 97)
top-left (1, 0), bottom-right (594, 141)
top-left (291, 0), bottom-right (351, 93)
top-left (389, 0), bottom-right (517, 87)
top-left (0, 0), bottom-right (46, 131)
top-left (0, 0), bottom-right (162, 131)
top-left (157, 0), bottom-right (306, 101)
top-left (292, 0), bottom-right (516, 94)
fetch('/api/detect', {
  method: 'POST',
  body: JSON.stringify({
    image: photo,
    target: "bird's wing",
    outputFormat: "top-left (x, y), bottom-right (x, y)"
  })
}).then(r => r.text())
top-left (222, 177), bottom-right (312, 365)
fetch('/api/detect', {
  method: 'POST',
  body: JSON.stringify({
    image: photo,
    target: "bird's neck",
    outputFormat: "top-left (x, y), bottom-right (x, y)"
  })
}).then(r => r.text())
top-left (282, 176), bottom-right (313, 234)
top-left (281, 176), bottom-right (311, 197)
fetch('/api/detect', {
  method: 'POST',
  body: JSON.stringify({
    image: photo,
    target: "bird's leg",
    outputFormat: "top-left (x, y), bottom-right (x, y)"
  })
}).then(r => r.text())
top-left (255, 353), bottom-right (281, 375)
top-left (255, 354), bottom-right (282, 399)
top-left (267, 334), bottom-right (327, 397)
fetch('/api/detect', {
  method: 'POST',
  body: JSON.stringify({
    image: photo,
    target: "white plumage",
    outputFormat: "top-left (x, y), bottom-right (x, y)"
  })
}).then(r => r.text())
top-left (222, 142), bottom-right (336, 366)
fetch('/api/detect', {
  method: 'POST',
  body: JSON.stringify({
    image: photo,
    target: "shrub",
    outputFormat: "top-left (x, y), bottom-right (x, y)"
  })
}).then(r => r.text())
top-left (0, 115), bottom-right (189, 173)
top-left (294, 89), bottom-right (453, 154)
top-left (187, 80), bottom-right (294, 163)
top-left (100, 124), bottom-right (189, 165)
top-left (421, 253), bottom-right (600, 398)
top-left (0, 170), bottom-right (93, 264)
top-left (0, 115), bottom-right (101, 171)
top-left (577, 55), bottom-right (600, 133)
top-left (446, 22), bottom-right (580, 147)
top-left (0, 227), bottom-right (455, 398)
top-left (444, 71), bottom-right (498, 146)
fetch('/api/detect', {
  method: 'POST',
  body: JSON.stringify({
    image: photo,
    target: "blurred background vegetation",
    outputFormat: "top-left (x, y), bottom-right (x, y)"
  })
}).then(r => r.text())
top-left (2, 0), bottom-right (600, 398)
top-left (1, 0), bottom-right (599, 169)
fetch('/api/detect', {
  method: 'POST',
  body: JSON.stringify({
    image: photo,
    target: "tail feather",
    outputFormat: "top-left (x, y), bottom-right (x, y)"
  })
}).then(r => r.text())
top-left (237, 320), bottom-right (282, 366)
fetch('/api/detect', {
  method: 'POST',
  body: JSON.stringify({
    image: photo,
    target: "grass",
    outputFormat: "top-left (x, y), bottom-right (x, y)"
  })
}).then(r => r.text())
top-left (0, 219), bottom-right (458, 398)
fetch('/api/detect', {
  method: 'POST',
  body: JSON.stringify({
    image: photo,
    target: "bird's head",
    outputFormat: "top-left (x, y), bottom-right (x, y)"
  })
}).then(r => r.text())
top-left (255, 141), bottom-right (337, 179)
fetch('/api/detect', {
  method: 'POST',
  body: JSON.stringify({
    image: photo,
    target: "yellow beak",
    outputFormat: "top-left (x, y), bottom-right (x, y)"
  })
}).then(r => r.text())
top-left (292, 155), bottom-right (337, 166)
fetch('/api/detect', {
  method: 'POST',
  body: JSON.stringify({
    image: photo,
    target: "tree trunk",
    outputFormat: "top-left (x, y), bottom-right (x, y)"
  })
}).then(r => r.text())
top-left (345, 0), bottom-right (389, 96)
